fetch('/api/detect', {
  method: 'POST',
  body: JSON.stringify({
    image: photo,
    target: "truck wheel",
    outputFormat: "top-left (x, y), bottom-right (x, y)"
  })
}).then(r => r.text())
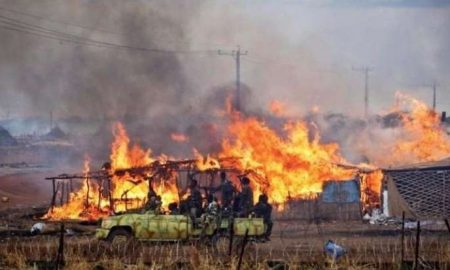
top-left (107, 228), bottom-right (133, 247)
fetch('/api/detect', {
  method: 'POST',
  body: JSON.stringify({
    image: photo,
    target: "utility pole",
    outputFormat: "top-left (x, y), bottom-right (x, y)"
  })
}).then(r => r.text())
top-left (424, 82), bottom-right (438, 111)
top-left (218, 46), bottom-right (248, 112)
top-left (353, 66), bottom-right (373, 118)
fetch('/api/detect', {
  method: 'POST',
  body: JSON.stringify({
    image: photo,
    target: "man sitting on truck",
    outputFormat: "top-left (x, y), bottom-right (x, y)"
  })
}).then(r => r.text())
top-left (211, 171), bottom-right (236, 209)
top-left (237, 177), bottom-right (254, 217)
top-left (252, 193), bottom-right (273, 241)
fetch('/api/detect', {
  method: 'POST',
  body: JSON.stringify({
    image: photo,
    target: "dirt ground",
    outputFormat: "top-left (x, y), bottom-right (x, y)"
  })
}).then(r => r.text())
top-left (0, 169), bottom-right (58, 210)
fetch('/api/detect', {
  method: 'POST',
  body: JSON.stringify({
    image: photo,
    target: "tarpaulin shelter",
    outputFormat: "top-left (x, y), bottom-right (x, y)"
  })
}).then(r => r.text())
top-left (279, 179), bottom-right (362, 221)
top-left (383, 157), bottom-right (450, 219)
top-left (319, 179), bottom-right (361, 220)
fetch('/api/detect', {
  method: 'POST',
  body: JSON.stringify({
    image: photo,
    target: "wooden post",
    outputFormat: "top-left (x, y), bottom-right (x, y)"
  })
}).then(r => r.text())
top-left (55, 223), bottom-right (65, 270)
top-left (65, 182), bottom-right (68, 204)
top-left (97, 179), bottom-right (103, 210)
top-left (414, 221), bottom-right (421, 270)
top-left (85, 177), bottom-right (90, 208)
top-left (108, 178), bottom-right (114, 213)
top-left (69, 179), bottom-right (73, 193)
top-left (445, 219), bottom-right (450, 234)
top-left (401, 211), bottom-right (405, 267)
top-left (50, 179), bottom-right (57, 211)
top-left (59, 182), bottom-right (64, 206)
top-left (228, 217), bottom-right (234, 256)
top-left (237, 229), bottom-right (249, 270)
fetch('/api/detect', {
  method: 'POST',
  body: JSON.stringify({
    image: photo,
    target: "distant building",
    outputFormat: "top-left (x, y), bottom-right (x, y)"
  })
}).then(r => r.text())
top-left (0, 126), bottom-right (17, 146)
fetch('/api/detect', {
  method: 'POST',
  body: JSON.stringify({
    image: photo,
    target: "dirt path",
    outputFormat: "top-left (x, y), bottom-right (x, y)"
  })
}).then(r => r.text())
top-left (0, 169), bottom-right (57, 210)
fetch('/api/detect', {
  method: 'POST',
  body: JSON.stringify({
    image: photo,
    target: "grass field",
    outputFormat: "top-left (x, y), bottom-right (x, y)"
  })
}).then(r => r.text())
top-left (0, 220), bottom-right (449, 269)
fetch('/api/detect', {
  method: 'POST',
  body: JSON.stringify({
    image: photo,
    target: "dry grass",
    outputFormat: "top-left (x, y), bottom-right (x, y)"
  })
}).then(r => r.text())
top-left (0, 221), bottom-right (449, 269)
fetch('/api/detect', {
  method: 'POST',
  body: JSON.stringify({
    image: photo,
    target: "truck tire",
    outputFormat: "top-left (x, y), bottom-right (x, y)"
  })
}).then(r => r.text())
top-left (107, 228), bottom-right (133, 247)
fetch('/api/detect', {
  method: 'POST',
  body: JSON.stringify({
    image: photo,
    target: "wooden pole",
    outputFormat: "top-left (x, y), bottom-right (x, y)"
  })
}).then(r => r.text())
top-left (55, 223), bottom-right (65, 270)
top-left (50, 179), bottom-right (57, 211)
top-left (228, 217), bottom-right (235, 256)
top-left (97, 179), bottom-right (103, 209)
top-left (444, 219), bottom-right (450, 234)
top-left (85, 177), bottom-right (90, 208)
top-left (414, 221), bottom-right (421, 270)
top-left (237, 229), bottom-right (249, 270)
top-left (401, 211), bottom-right (405, 267)
top-left (59, 182), bottom-right (64, 206)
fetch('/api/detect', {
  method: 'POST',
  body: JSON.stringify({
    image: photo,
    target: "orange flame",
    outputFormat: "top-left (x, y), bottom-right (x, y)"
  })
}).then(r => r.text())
top-left (194, 149), bottom-right (221, 171)
top-left (171, 132), bottom-right (189, 143)
top-left (45, 123), bottom-right (180, 221)
top-left (269, 100), bottom-right (287, 117)
top-left (390, 93), bottom-right (450, 165)
top-left (220, 116), bottom-right (355, 205)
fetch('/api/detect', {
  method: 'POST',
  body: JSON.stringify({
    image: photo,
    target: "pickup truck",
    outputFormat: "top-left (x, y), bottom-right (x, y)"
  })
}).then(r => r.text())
top-left (96, 211), bottom-right (266, 246)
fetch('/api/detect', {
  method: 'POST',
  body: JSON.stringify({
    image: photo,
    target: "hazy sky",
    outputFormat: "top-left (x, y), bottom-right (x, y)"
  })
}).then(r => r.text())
top-left (0, 0), bottom-right (449, 119)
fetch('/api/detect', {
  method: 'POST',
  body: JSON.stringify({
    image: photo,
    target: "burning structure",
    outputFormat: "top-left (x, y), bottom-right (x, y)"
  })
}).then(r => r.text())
top-left (40, 93), bottom-right (450, 223)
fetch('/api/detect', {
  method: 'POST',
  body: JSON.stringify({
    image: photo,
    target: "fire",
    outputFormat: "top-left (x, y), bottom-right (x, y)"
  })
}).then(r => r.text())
top-left (362, 93), bottom-right (450, 167)
top-left (45, 123), bottom-right (180, 221)
top-left (194, 149), bottom-right (221, 171)
top-left (220, 116), bottom-right (355, 205)
top-left (269, 100), bottom-right (287, 117)
top-left (43, 156), bottom-right (110, 220)
top-left (360, 169), bottom-right (383, 210)
top-left (44, 93), bottom-right (450, 220)
top-left (389, 93), bottom-right (450, 165)
top-left (171, 132), bottom-right (189, 143)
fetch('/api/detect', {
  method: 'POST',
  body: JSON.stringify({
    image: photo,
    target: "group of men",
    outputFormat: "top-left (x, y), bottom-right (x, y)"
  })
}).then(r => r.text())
top-left (144, 171), bottom-right (273, 240)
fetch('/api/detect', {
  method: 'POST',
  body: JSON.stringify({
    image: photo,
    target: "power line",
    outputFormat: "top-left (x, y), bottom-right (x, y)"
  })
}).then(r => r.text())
top-left (0, 13), bottom-right (215, 55)
top-left (0, 5), bottom-right (230, 50)
top-left (0, 6), bottom-right (120, 36)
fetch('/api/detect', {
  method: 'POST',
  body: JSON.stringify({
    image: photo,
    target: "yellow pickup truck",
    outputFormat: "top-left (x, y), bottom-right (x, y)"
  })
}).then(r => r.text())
top-left (96, 211), bottom-right (266, 246)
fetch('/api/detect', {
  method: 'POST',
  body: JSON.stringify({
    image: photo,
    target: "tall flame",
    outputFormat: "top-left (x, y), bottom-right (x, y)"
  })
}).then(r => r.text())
top-left (44, 93), bottom-right (450, 220)
top-left (45, 123), bottom-right (180, 221)
top-left (390, 93), bottom-right (450, 165)
top-left (220, 116), bottom-right (355, 205)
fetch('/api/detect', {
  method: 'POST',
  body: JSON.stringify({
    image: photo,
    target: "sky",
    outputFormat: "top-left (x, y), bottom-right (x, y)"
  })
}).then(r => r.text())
top-left (0, 0), bottom-right (449, 119)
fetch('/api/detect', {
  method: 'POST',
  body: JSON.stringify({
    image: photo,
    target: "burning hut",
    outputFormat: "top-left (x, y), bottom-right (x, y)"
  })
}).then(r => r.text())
top-left (383, 157), bottom-right (450, 219)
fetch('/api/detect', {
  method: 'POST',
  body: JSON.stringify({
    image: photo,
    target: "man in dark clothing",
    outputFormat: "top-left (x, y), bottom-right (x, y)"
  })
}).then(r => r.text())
top-left (237, 177), bottom-right (253, 217)
top-left (252, 194), bottom-right (273, 240)
top-left (144, 195), bottom-right (162, 214)
top-left (187, 179), bottom-right (203, 213)
top-left (181, 179), bottom-right (203, 226)
top-left (211, 171), bottom-right (236, 208)
top-left (168, 202), bottom-right (180, 215)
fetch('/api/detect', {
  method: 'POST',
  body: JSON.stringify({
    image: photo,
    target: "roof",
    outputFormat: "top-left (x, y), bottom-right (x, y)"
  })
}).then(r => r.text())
top-left (383, 156), bottom-right (450, 172)
top-left (386, 169), bottom-right (450, 219)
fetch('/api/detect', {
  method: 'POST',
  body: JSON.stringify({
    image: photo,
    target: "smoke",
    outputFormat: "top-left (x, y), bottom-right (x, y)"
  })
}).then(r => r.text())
top-left (0, 0), bottom-right (449, 166)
